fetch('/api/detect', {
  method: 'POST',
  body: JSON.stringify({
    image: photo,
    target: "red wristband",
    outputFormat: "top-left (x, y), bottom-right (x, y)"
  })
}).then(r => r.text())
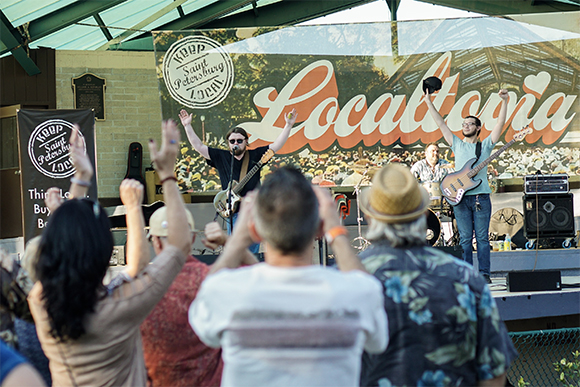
top-left (159, 176), bottom-right (177, 184)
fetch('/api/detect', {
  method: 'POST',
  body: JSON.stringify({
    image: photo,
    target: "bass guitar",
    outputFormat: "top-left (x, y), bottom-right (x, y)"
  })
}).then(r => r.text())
top-left (441, 126), bottom-right (532, 205)
top-left (214, 149), bottom-right (275, 218)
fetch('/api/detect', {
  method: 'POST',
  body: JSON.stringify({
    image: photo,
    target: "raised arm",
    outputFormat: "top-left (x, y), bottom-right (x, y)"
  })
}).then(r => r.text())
top-left (314, 187), bottom-right (366, 273)
top-left (148, 120), bottom-right (191, 255)
top-left (179, 109), bottom-right (210, 159)
top-left (489, 89), bottom-right (509, 144)
top-left (269, 108), bottom-right (297, 153)
top-left (207, 192), bottom-right (259, 275)
top-left (120, 179), bottom-right (149, 278)
top-left (202, 221), bottom-right (258, 267)
top-left (69, 124), bottom-right (93, 199)
top-left (424, 90), bottom-right (454, 146)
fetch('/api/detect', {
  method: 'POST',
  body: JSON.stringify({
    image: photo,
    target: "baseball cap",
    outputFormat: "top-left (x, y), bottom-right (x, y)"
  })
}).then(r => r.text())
top-left (147, 206), bottom-right (195, 237)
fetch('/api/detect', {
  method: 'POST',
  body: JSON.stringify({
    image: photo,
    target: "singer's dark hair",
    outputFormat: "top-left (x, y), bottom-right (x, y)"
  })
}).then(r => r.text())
top-left (226, 127), bottom-right (249, 141)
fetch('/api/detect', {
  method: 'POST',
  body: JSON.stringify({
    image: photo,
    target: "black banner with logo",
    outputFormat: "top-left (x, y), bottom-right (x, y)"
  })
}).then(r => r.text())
top-left (17, 109), bottom-right (97, 242)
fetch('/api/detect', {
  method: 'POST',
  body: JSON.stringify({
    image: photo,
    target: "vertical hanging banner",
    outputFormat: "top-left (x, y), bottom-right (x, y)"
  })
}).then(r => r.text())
top-left (17, 109), bottom-right (97, 242)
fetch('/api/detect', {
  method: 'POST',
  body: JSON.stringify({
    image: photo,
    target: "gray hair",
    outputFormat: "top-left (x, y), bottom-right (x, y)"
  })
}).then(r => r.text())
top-left (365, 214), bottom-right (427, 247)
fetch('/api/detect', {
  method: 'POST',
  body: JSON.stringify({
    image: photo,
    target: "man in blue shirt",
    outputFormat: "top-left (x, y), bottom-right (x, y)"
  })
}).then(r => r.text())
top-left (424, 89), bottom-right (509, 283)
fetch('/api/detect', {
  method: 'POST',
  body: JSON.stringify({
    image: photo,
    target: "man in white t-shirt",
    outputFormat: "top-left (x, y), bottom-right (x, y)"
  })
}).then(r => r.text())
top-left (189, 167), bottom-right (388, 387)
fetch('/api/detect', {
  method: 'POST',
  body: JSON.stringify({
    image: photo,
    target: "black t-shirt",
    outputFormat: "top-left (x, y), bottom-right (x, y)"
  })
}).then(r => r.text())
top-left (207, 145), bottom-right (270, 197)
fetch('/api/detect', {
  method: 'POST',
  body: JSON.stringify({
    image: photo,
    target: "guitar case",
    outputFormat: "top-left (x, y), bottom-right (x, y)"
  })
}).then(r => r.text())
top-left (124, 142), bottom-right (147, 203)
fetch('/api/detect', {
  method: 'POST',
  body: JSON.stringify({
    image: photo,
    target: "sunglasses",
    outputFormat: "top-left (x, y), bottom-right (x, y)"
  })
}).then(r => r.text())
top-left (229, 139), bottom-right (245, 144)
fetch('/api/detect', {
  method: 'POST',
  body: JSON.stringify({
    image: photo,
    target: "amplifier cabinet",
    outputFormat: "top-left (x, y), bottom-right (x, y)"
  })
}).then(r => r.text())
top-left (523, 193), bottom-right (574, 238)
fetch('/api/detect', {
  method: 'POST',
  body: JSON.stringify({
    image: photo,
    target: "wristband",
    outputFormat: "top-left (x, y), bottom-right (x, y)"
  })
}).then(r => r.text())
top-left (325, 226), bottom-right (348, 244)
top-left (159, 176), bottom-right (177, 184)
top-left (70, 177), bottom-right (91, 187)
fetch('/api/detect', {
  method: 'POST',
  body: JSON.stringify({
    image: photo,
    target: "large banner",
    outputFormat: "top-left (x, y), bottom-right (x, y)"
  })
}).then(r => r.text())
top-left (153, 16), bottom-right (580, 192)
top-left (17, 109), bottom-right (97, 242)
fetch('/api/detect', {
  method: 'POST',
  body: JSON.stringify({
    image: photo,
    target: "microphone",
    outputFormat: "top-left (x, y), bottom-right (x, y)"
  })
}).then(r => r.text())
top-left (232, 145), bottom-right (239, 152)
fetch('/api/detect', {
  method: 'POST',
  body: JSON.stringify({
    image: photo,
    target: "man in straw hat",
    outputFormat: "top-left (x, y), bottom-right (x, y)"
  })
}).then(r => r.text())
top-left (358, 164), bottom-right (516, 387)
top-left (189, 166), bottom-right (387, 387)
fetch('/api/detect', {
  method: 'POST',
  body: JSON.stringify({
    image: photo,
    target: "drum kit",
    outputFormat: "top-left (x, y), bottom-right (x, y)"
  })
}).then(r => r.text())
top-left (422, 181), bottom-right (459, 247)
top-left (345, 162), bottom-right (459, 250)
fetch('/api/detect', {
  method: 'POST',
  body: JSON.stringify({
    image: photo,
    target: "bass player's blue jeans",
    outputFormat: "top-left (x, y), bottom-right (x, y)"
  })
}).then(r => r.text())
top-left (452, 194), bottom-right (491, 276)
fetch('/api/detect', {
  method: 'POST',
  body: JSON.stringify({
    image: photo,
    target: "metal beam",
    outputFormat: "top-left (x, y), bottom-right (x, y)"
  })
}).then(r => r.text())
top-left (111, 0), bottom-right (254, 49)
top-left (97, 0), bottom-right (189, 50)
top-left (111, 0), bottom-right (376, 51)
top-left (193, 0), bottom-right (377, 29)
top-left (0, 0), bottom-right (129, 55)
top-left (415, 0), bottom-right (580, 15)
top-left (94, 14), bottom-right (113, 41)
top-left (0, 11), bottom-right (40, 76)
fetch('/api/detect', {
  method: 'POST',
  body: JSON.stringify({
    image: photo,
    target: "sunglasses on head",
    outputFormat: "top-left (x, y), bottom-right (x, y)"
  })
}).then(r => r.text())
top-left (229, 139), bottom-right (245, 144)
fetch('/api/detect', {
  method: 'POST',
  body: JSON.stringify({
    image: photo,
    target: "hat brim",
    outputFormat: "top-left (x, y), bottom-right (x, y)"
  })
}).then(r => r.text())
top-left (360, 185), bottom-right (431, 224)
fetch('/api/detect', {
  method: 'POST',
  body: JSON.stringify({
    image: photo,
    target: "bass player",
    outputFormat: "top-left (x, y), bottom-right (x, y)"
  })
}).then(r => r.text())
top-left (424, 88), bottom-right (509, 284)
top-left (179, 108), bottom-right (297, 254)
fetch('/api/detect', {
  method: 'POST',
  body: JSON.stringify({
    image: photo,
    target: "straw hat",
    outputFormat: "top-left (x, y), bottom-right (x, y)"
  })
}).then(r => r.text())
top-left (360, 163), bottom-right (430, 224)
top-left (148, 206), bottom-right (195, 237)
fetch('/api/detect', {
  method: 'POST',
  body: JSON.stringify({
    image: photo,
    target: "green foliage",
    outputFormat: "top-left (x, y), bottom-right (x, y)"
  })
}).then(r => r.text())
top-left (553, 351), bottom-right (580, 387)
top-left (516, 376), bottom-right (530, 387)
top-left (517, 351), bottom-right (580, 387)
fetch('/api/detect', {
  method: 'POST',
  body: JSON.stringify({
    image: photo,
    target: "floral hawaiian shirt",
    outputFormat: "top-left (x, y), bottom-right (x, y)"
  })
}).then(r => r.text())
top-left (359, 240), bottom-right (517, 387)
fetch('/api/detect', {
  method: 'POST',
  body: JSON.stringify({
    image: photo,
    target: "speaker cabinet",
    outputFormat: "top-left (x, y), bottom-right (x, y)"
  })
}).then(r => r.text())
top-left (523, 194), bottom-right (574, 239)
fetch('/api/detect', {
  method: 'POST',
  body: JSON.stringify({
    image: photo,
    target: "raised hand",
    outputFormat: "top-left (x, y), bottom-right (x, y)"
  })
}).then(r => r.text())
top-left (498, 89), bottom-right (509, 101)
top-left (69, 124), bottom-right (93, 181)
top-left (313, 186), bottom-right (341, 234)
top-left (285, 108), bottom-right (298, 127)
top-left (179, 109), bottom-right (193, 127)
top-left (202, 221), bottom-right (228, 250)
top-left (44, 187), bottom-right (64, 214)
top-left (148, 120), bottom-right (180, 180)
top-left (120, 179), bottom-right (144, 209)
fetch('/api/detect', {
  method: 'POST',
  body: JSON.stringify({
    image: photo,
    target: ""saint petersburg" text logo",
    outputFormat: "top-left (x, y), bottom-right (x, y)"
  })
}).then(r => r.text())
top-left (163, 35), bottom-right (234, 109)
top-left (28, 119), bottom-right (85, 178)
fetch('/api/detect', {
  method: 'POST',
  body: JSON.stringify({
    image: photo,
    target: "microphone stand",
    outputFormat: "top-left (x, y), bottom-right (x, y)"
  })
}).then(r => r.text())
top-left (227, 146), bottom-right (238, 233)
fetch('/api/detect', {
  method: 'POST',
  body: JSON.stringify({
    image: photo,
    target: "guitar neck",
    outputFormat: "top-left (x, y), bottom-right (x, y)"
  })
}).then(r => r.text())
top-left (232, 162), bottom-right (263, 195)
top-left (467, 139), bottom-right (515, 178)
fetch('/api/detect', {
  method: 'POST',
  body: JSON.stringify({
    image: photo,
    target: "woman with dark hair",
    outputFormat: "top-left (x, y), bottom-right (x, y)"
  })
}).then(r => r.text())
top-left (28, 120), bottom-right (191, 386)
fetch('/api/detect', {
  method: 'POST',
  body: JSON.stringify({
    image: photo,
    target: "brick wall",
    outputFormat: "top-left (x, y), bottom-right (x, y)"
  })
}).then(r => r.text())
top-left (56, 51), bottom-right (162, 198)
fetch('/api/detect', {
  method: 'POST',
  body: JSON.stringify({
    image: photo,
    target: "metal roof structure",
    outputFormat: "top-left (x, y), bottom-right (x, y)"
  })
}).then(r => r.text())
top-left (1, 0), bottom-right (579, 75)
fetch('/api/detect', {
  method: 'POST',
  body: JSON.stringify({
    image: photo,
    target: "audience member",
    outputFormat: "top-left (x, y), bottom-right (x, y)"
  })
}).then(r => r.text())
top-left (189, 167), bottom-right (388, 387)
top-left (0, 340), bottom-right (46, 387)
top-left (357, 164), bottom-right (517, 387)
top-left (140, 210), bottom-right (255, 387)
top-left (28, 120), bottom-right (191, 386)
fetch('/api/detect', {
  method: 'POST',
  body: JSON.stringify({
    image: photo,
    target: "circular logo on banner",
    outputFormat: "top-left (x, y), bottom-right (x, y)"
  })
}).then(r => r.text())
top-left (27, 119), bottom-right (86, 178)
top-left (162, 35), bottom-right (234, 109)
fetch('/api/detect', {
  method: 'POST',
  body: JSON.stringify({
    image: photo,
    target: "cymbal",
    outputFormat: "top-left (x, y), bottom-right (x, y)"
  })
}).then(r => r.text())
top-left (348, 163), bottom-right (380, 176)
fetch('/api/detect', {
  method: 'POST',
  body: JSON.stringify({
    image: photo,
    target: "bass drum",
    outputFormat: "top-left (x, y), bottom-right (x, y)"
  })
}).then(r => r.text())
top-left (426, 209), bottom-right (441, 246)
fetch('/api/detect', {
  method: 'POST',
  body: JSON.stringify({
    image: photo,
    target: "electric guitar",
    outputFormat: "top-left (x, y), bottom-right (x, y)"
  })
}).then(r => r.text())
top-left (441, 126), bottom-right (532, 205)
top-left (213, 149), bottom-right (275, 218)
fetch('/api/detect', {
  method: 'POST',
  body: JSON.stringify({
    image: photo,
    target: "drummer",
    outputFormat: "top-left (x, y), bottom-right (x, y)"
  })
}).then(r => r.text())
top-left (410, 142), bottom-right (451, 184)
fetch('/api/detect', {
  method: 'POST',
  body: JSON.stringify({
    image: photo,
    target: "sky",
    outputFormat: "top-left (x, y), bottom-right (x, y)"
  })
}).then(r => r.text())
top-left (301, 0), bottom-right (484, 25)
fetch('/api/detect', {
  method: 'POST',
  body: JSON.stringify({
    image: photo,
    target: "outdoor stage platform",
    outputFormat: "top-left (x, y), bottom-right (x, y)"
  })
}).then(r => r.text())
top-left (479, 249), bottom-right (580, 323)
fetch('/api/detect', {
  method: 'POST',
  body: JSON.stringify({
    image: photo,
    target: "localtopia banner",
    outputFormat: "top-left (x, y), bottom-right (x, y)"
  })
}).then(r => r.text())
top-left (153, 19), bottom-right (580, 192)
top-left (17, 109), bottom-right (97, 242)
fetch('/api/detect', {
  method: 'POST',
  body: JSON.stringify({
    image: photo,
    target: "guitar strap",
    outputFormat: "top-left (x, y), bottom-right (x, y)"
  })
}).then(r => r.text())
top-left (475, 141), bottom-right (482, 163)
top-left (239, 151), bottom-right (250, 181)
